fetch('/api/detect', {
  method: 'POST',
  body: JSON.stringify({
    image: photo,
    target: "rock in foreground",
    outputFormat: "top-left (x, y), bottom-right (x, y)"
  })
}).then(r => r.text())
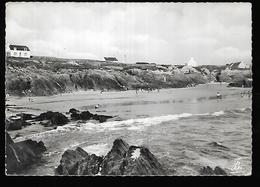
top-left (199, 166), bottom-right (227, 176)
top-left (55, 139), bottom-right (166, 176)
top-left (5, 132), bottom-right (47, 174)
top-left (55, 147), bottom-right (103, 175)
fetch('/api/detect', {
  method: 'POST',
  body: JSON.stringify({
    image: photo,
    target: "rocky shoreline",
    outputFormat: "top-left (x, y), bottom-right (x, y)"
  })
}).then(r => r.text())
top-left (5, 132), bottom-right (46, 174)
top-left (6, 130), bottom-right (228, 176)
top-left (6, 108), bottom-right (113, 131)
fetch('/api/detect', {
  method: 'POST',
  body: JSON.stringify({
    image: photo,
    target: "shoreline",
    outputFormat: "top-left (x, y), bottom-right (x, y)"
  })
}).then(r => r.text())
top-left (5, 83), bottom-right (251, 143)
top-left (6, 82), bottom-right (232, 99)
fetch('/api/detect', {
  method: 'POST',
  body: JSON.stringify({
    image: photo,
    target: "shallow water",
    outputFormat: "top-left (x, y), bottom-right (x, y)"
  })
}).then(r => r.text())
top-left (7, 83), bottom-right (252, 176)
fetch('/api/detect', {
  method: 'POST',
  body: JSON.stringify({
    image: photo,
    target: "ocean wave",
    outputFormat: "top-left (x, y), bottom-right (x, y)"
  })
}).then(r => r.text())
top-left (14, 107), bottom-right (251, 141)
top-left (212, 111), bottom-right (225, 116)
top-left (81, 143), bottom-right (109, 156)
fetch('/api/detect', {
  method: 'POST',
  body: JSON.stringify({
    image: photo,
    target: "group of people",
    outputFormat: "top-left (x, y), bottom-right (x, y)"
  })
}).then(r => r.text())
top-left (216, 89), bottom-right (252, 100)
top-left (240, 90), bottom-right (252, 98)
top-left (135, 87), bottom-right (160, 94)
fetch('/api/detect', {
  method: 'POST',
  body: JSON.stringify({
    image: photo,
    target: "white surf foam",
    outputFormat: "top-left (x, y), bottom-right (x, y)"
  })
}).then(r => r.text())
top-left (212, 111), bottom-right (225, 116)
top-left (14, 108), bottom-right (247, 141)
top-left (131, 148), bottom-right (141, 160)
top-left (82, 143), bottom-right (109, 156)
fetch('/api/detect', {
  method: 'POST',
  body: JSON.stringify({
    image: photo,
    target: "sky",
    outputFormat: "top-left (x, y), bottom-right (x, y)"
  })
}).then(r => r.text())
top-left (5, 2), bottom-right (252, 65)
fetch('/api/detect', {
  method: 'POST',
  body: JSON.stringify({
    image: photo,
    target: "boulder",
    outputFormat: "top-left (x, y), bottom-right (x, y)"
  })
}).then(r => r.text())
top-left (79, 111), bottom-right (93, 120)
top-left (6, 118), bottom-right (32, 131)
top-left (69, 109), bottom-right (113, 123)
top-left (55, 139), bottom-right (166, 176)
top-left (101, 139), bottom-right (130, 175)
top-left (101, 140), bottom-right (166, 176)
top-left (16, 113), bottom-right (35, 121)
top-left (69, 108), bottom-right (80, 114)
top-left (199, 166), bottom-right (227, 176)
top-left (5, 132), bottom-right (47, 174)
top-left (55, 147), bottom-right (103, 175)
top-left (35, 111), bottom-right (69, 126)
top-left (6, 119), bottom-right (22, 130)
top-left (92, 114), bottom-right (113, 123)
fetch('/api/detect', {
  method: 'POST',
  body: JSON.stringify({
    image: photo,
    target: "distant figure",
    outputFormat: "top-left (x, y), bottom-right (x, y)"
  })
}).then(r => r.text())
top-left (248, 90), bottom-right (251, 98)
top-left (100, 88), bottom-right (104, 94)
top-left (157, 88), bottom-right (160, 92)
top-left (95, 104), bottom-right (100, 109)
top-left (216, 92), bottom-right (222, 99)
top-left (240, 92), bottom-right (244, 97)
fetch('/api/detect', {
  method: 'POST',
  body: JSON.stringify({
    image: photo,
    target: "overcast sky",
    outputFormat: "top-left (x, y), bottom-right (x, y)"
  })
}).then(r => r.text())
top-left (6, 2), bottom-right (251, 65)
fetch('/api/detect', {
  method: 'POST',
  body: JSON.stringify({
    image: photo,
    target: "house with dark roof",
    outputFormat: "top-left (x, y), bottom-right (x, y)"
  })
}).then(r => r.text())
top-left (6, 45), bottom-right (31, 58)
top-left (104, 57), bottom-right (118, 62)
top-left (226, 62), bottom-right (251, 70)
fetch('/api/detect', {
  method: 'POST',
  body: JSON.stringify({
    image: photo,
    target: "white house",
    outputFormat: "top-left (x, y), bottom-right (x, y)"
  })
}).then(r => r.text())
top-left (226, 61), bottom-right (251, 70)
top-left (6, 45), bottom-right (31, 58)
top-left (181, 65), bottom-right (199, 74)
top-left (238, 61), bottom-right (251, 69)
top-left (186, 57), bottom-right (198, 67)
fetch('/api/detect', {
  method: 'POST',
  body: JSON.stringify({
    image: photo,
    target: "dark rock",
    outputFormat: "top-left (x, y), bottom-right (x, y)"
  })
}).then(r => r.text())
top-left (55, 147), bottom-right (103, 175)
top-left (35, 111), bottom-right (69, 126)
top-left (50, 112), bottom-right (69, 125)
top-left (70, 113), bottom-right (81, 120)
top-left (6, 132), bottom-right (14, 144)
top-left (69, 108), bottom-right (80, 114)
top-left (101, 139), bottom-right (130, 175)
top-left (214, 166), bottom-right (227, 175)
top-left (6, 119), bottom-right (32, 131)
top-left (70, 110), bottom-right (112, 123)
top-left (79, 111), bottom-right (93, 120)
top-left (55, 138), bottom-right (166, 176)
top-left (199, 166), bottom-right (227, 176)
top-left (6, 119), bottom-right (22, 130)
top-left (6, 113), bottom-right (34, 131)
top-left (17, 113), bottom-right (35, 121)
top-left (5, 132), bottom-right (47, 174)
top-left (92, 114), bottom-right (113, 123)
top-left (200, 166), bottom-right (214, 175)
top-left (100, 139), bottom-right (166, 176)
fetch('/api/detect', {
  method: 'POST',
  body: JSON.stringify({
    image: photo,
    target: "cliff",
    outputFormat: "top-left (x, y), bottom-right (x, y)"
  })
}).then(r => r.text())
top-left (5, 56), bottom-right (251, 96)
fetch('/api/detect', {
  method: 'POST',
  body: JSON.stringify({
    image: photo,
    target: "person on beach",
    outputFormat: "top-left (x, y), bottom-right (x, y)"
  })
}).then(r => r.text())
top-left (95, 104), bottom-right (100, 109)
top-left (248, 90), bottom-right (251, 98)
top-left (216, 92), bottom-right (222, 99)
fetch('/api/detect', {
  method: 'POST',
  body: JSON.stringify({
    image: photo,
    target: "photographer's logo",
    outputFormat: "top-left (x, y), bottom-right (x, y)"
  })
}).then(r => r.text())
top-left (231, 158), bottom-right (242, 171)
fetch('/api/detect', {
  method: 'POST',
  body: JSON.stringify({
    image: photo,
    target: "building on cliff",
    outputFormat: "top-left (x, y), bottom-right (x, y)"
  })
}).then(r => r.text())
top-left (6, 44), bottom-right (31, 58)
top-left (104, 57), bottom-right (118, 63)
top-left (226, 61), bottom-right (251, 70)
top-left (186, 57), bottom-right (198, 67)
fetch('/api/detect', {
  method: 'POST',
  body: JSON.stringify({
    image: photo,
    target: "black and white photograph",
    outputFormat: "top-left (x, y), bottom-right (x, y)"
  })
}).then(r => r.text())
top-left (5, 2), bottom-right (252, 176)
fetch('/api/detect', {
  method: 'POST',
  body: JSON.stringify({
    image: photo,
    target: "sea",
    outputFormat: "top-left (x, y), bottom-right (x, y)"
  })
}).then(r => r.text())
top-left (9, 83), bottom-right (252, 175)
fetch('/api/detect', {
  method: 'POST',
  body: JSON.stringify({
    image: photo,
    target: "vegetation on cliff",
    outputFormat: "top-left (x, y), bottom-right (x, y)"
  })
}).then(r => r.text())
top-left (5, 56), bottom-right (251, 96)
